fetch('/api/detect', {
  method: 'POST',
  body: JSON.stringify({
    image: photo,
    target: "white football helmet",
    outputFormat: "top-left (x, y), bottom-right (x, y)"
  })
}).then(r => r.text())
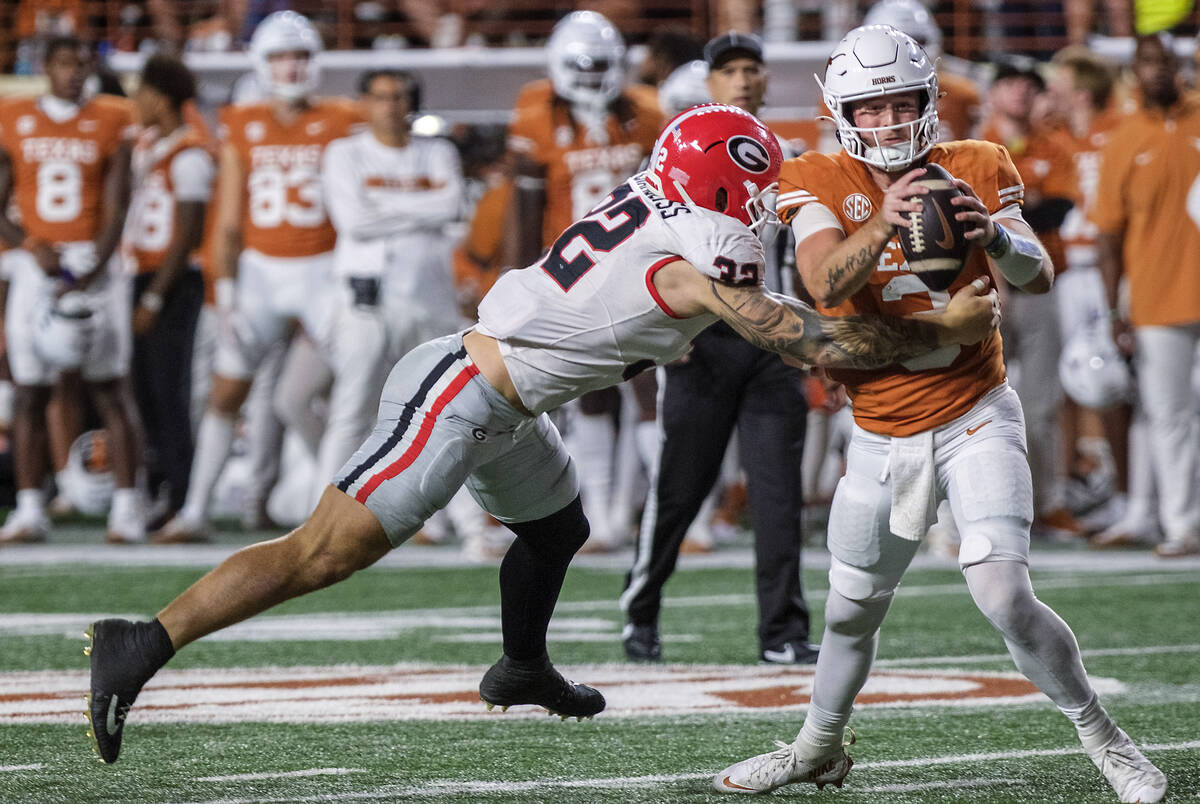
top-left (1058, 326), bottom-right (1132, 409)
top-left (546, 11), bottom-right (627, 107)
top-left (249, 10), bottom-right (322, 102)
top-left (64, 430), bottom-right (115, 516)
top-left (819, 24), bottom-right (939, 172)
top-left (863, 0), bottom-right (943, 61)
top-left (658, 60), bottom-right (712, 116)
top-left (34, 291), bottom-right (94, 371)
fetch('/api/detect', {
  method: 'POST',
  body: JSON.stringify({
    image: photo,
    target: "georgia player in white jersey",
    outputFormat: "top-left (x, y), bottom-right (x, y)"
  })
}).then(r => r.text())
top-left (0, 36), bottom-right (143, 544)
top-left (317, 68), bottom-right (464, 510)
top-left (86, 104), bottom-right (999, 767)
top-left (153, 11), bottom-right (361, 542)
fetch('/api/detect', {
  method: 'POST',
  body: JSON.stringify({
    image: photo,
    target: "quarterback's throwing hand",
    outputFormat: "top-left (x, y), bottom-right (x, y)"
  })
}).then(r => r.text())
top-left (949, 178), bottom-right (996, 243)
top-left (942, 276), bottom-right (1000, 345)
top-left (880, 167), bottom-right (929, 230)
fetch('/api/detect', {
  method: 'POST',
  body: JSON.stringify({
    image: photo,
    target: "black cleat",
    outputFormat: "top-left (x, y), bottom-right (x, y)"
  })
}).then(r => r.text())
top-left (759, 641), bottom-right (820, 665)
top-left (85, 619), bottom-right (174, 763)
top-left (479, 654), bottom-right (605, 719)
top-left (623, 623), bottom-right (663, 662)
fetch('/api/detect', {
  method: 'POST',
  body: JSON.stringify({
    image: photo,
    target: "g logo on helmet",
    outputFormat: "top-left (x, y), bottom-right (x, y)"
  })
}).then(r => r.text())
top-left (727, 135), bottom-right (771, 174)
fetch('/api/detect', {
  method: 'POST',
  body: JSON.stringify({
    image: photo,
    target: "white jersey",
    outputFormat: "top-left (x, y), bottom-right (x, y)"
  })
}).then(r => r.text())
top-left (476, 172), bottom-right (765, 414)
top-left (322, 130), bottom-right (464, 280)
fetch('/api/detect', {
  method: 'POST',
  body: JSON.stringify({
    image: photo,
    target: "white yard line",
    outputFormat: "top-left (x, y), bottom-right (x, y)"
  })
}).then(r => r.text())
top-left (198, 769), bottom-right (365, 782)
top-left (167, 740), bottom-right (1200, 802)
top-left (0, 764), bottom-right (42, 773)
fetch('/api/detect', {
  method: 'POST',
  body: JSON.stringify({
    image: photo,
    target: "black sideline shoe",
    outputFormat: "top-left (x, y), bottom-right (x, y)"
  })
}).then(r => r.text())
top-left (622, 623), bottom-right (663, 662)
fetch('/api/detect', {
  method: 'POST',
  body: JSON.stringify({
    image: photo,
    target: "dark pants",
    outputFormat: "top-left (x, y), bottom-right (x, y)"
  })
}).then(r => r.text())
top-left (130, 270), bottom-right (203, 512)
top-left (622, 323), bottom-right (811, 652)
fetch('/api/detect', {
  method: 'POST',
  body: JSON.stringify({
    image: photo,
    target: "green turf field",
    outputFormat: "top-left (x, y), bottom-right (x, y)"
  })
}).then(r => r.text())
top-left (1, 527), bottom-right (1197, 803)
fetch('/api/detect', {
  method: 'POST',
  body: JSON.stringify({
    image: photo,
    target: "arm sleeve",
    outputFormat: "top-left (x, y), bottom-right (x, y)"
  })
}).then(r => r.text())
top-left (789, 201), bottom-right (844, 243)
top-left (169, 148), bottom-right (215, 202)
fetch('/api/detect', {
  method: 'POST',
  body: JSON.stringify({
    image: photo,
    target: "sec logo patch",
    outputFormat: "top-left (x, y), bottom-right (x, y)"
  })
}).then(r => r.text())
top-left (843, 193), bottom-right (872, 222)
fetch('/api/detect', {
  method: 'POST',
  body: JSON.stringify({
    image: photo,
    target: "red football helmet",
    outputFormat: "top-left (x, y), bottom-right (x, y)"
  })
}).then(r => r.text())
top-left (648, 103), bottom-right (783, 231)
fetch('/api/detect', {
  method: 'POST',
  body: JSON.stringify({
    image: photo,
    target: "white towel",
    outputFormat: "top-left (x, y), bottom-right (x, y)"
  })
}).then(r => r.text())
top-left (887, 430), bottom-right (936, 541)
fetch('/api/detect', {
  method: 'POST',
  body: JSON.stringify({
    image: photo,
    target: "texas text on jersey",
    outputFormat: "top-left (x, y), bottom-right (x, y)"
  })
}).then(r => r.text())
top-left (0, 94), bottom-right (135, 243)
top-left (475, 171), bottom-right (764, 415)
top-left (777, 139), bottom-right (1021, 436)
top-left (218, 98), bottom-right (362, 258)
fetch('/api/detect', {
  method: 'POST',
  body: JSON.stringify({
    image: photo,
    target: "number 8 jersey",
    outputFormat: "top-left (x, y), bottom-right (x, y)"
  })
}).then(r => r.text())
top-left (0, 94), bottom-right (136, 243)
top-left (476, 173), bottom-right (764, 415)
top-left (218, 99), bottom-right (362, 258)
top-left (777, 140), bottom-right (1020, 437)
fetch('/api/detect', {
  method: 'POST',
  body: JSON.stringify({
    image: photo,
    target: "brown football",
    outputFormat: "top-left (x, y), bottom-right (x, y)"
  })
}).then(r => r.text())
top-left (896, 163), bottom-right (971, 291)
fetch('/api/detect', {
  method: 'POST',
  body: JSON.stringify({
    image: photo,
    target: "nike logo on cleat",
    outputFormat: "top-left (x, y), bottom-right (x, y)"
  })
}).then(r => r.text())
top-left (720, 775), bottom-right (756, 791)
top-left (105, 695), bottom-right (122, 736)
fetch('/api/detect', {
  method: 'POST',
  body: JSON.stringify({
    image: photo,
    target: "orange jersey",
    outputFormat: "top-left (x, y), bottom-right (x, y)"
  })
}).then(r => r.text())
top-left (979, 121), bottom-right (1076, 274)
top-left (1091, 95), bottom-right (1200, 327)
top-left (1056, 108), bottom-right (1123, 268)
top-left (219, 99), bottom-right (362, 258)
top-left (0, 95), bottom-right (135, 244)
top-left (777, 141), bottom-right (1020, 437)
top-left (936, 71), bottom-right (983, 142)
top-left (507, 79), bottom-right (663, 247)
top-left (124, 125), bottom-right (215, 275)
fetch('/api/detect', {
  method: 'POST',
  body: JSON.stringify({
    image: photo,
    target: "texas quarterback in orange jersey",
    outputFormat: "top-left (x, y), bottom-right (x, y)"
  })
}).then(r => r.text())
top-left (713, 25), bottom-right (1168, 803)
top-left (153, 10), bottom-right (363, 543)
top-left (0, 36), bottom-right (147, 545)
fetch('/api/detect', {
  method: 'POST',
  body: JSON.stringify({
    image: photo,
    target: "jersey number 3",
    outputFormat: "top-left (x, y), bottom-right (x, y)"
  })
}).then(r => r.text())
top-left (542, 184), bottom-right (650, 291)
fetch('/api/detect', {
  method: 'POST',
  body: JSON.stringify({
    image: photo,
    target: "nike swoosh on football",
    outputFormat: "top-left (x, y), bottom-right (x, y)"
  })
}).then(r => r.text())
top-left (966, 420), bottom-right (993, 436)
top-left (933, 201), bottom-right (956, 250)
top-left (721, 775), bottom-right (757, 791)
top-left (106, 694), bottom-right (121, 735)
top-left (762, 645), bottom-right (796, 663)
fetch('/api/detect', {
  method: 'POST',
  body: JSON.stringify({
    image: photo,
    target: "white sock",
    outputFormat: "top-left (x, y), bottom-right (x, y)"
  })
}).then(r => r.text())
top-left (15, 489), bottom-right (45, 518)
top-left (798, 703), bottom-right (847, 753)
top-left (55, 470), bottom-right (71, 499)
top-left (110, 487), bottom-right (140, 521)
top-left (180, 413), bottom-right (235, 523)
top-left (1059, 692), bottom-right (1120, 755)
top-left (567, 410), bottom-right (615, 544)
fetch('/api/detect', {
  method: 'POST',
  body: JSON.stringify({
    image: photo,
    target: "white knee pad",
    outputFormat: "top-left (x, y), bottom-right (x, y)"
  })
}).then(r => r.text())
top-left (828, 556), bottom-right (898, 603)
top-left (957, 516), bottom-right (1030, 567)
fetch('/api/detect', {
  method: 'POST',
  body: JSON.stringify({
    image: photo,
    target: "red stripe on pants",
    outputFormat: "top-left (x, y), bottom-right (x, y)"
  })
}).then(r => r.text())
top-left (355, 364), bottom-right (481, 503)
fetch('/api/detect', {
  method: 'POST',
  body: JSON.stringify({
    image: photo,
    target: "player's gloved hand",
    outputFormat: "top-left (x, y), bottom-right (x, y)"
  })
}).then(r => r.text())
top-left (939, 276), bottom-right (1000, 346)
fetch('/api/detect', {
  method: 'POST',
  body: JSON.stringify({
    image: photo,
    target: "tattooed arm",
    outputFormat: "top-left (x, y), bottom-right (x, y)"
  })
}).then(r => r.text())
top-left (650, 257), bottom-right (999, 370)
top-left (795, 168), bottom-right (928, 307)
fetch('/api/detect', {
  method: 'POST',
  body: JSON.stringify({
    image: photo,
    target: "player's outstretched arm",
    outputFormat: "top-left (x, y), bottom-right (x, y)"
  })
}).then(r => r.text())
top-left (706, 276), bottom-right (999, 369)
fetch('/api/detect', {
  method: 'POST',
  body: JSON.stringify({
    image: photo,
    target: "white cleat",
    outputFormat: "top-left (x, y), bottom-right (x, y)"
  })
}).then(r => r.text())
top-left (1089, 728), bottom-right (1167, 803)
top-left (149, 514), bottom-right (211, 545)
top-left (107, 509), bottom-right (147, 545)
top-left (0, 509), bottom-right (50, 544)
top-left (713, 735), bottom-right (853, 794)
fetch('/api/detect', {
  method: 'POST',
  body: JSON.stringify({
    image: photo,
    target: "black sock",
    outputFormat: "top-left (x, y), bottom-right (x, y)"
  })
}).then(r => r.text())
top-left (498, 496), bottom-right (589, 661)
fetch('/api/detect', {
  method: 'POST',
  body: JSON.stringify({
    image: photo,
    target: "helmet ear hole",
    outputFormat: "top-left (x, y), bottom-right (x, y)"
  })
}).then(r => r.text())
top-left (714, 187), bottom-right (728, 213)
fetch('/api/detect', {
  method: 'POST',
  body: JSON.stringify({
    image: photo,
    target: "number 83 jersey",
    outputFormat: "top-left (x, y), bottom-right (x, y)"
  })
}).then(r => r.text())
top-left (476, 172), bottom-right (765, 415)
top-left (219, 99), bottom-right (362, 258)
top-left (0, 95), bottom-right (136, 243)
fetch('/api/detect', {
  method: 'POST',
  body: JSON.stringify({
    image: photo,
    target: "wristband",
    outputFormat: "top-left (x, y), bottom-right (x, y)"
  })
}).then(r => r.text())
top-left (215, 277), bottom-right (235, 312)
top-left (140, 291), bottom-right (164, 313)
top-left (984, 224), bottom-right (1010, 259)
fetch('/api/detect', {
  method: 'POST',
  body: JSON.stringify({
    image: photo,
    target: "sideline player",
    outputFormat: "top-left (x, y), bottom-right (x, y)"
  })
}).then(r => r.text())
top-left (1093, 33), bottom-right (1200, 558)
top-left (621, 32), bottom-right (816, 666)
top-left (318, 68), bottom-right (464, 509)
top-left (86, 103), bottom-right (1000, 765)
top-left (505, 11), bottom-right (664, 550)
top-left (123, 54), bottom-right (212, 527)
top-left (0, 36), bottom-right (144, 544)
top-left (152, 11), bottom-right (362, 542)
top-left (713, 27), bottom-right (1166, 803)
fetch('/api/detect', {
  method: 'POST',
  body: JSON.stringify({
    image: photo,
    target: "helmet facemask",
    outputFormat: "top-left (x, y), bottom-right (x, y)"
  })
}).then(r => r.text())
top-left (819, 25), bottom-right (940, 172)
